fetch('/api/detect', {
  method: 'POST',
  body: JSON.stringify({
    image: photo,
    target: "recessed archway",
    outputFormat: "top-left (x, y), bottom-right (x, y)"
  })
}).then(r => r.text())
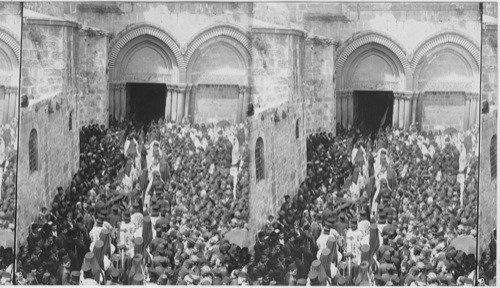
top-left (335, 31), bottom-right (410, 131)
top-left (185, 25), bottom-right (251, 124)
top-left (412, 32), bottom-right (480, 131)
top-left (108, 24), bottom-right (182, 122)
top-left (0, 27), bottom-right (20, 124)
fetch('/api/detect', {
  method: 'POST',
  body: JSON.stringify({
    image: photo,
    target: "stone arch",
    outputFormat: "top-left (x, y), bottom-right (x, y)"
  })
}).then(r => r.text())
top-left (108, 23), bottom-right (183, 83)
top-left (336, 31), bottom-right (411, 90)
top-left (0, 27), bottom-right (20, 87)
top-left (412, 32), bottom-right (480, 92)
top-left (411, 32), bottom-right (480, 70)
top-left (185, 25), bottom-right (251, 85)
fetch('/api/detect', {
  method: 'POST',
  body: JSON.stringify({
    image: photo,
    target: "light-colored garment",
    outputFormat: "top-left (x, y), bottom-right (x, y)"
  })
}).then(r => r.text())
top-left (346, 229), bottom-right (363, 264)
top-left (131, 212), bottom-right (143, 231)
top-left (316, 234), bottom-right (330, 259)
top-left (89, 226), bottom-right (105, 245)
top-left (119, 221), bottom-right (135, 257)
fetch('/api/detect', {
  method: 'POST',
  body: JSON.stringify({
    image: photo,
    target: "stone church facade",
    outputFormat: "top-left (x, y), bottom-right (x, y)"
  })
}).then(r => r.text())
top-left (17, 2), bottom-right (496, 240)
top-left (0, 4), bottom-right (21, 125)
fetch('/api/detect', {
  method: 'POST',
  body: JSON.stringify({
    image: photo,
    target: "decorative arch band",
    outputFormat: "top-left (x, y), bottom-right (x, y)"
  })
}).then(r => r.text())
top-left (0, 27), bottom-right (20, 63)
top-left (411, 32), bottom-right (480, 70)
top-left (108, 24), bottom-right (184, 71)
top-left (184, 25), bottom-right (252, 69)
top-left (335, 32), bottom-right (411, 79)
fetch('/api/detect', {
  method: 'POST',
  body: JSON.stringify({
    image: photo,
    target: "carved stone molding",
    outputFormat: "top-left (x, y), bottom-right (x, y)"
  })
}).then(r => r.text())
top-left (411, 32), bottom-right (480, 70)
top-left (0, 27), bottom-right (19, 63)
top-left (109, 23), bottom-right (184, 72)
top-left (184, 25), bottom-right (251, 69)
top-left (335, 31), bottom-right (412, 80)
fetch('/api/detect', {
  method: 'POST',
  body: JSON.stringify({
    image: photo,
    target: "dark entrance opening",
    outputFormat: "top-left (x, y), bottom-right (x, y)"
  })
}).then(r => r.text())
top-left (353, 91), bottom-right (394, 134)
top-left (127, 83), bottom-right (166, 125)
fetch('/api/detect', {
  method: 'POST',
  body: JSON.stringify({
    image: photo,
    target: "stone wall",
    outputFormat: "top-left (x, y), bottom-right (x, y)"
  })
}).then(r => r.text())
top-left (481, 23), bottom-right (497, 105)
top-left (194, 84), bottom-right (239, 123)
top-left (0, 3), bottom-right (22, 43)
top-left (420, 92), bottom-right (467, 131)
top-left (304, 39), bottom-right (335, 136)
top-left (25, 2), bottom-right (253, 52)
top-left (478, 111), bottom-right (497, 259)
top-left (77, 28), bottom-right (109, 127)
top-left (478, 3), bottom-right (497, 260)
top-left (17, 20), bottom-right (80, 243)
top-left (248, 29), bottom-right (307, 237)
top-left (248, 104), bottom-right (306, 238)
top-left (291, 2), bottom-right (482, 133)
top-left (0, 4), bottom-right (21, 124)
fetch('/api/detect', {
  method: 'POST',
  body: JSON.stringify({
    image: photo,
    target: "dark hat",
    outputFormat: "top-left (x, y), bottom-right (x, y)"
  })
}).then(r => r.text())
top-left (70, 271), bottom-right (80, 283)
top-left (82, 262), bottom-right (91, 273)
top-left (111, 269), bottom-right (120, 280)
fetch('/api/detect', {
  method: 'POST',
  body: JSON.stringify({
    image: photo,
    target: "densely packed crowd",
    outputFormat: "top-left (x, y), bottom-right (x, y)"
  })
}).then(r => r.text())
top-left (16, 114), bottom-right (481, 286)
top-left (478, 228), bottom-right (496, 286)
top-left (250, 123), bottom-right (479, 286)
top-left (0, 119), bottom-right (17, 285)
top-left (17, 117), bottom-right (250, 285)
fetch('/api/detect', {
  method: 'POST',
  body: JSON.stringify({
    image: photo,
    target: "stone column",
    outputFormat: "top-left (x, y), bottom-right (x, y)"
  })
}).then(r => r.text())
top-left (171, 85), bottom-right (178, 122)
top-left (4, 87), bottom-right (11, 124)
top-left (334, 91), bottom-right (342, 124)
top-left (120, 84), bottom-right (127, 121)
top-left (397, 95), bottom-right (404, 130)
top-left (237, 86), bottom-right (245, 123)
top-left (404, 93), bottom-right (412, 131)
top-left (469, 93), bottom-right (479, 127)
top-left (177, 85), bottom-right (186, 123)
top-left (165, 85), bottom-right (172, 121)
top-left (411, 92), bottom-right (418, 125)
top-left (392, 93), bottom-right (399, 129)
top-left (114, 84), bottom-right (120, 121)
top-left (348, 92), bottom-right (354, 128)
top-left (13, 87), bottom-right (18, 121)
top-left (109, 84), bottom-right (115, 120)
top-left (243, 86), bottom-right (250, 121)
top-left (0, 86), bottom-right (5, 125)
top-left (464, 93), bottom-right (471, 130)
top-left (341, 92), bottom-right (348, 128)
top-left (185, 84), bottom-right (192, 122)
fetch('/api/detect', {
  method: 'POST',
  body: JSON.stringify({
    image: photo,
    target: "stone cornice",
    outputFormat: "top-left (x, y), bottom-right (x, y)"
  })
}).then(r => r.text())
top-left (24, 17), bottom-right (78, 28)
top-left (251, 26), bottom-right (305, 37)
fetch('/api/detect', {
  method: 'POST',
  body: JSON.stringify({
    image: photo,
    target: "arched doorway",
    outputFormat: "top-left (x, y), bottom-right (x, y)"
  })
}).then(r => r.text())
top-left (0, 28), bottom-right (19, 125)
top-left (186, 26), bottom-right (251, 124)
top-left (336, 32), bottom-right (410, 133)
top-left (108, 24), bottom-right (182, 124)
top-left (412, 33), bottom-right (480, 131)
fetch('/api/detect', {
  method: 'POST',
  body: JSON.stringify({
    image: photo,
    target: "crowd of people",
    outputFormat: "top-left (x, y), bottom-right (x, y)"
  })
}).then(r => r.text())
top-left (0, 119), bottom-right (17, 285)
top-left (16, 112), bottom-right (483, 286)
top-left (250, 123), bottom-right (480, 285)
top-left (16, 116), bottom-right (251, 285)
